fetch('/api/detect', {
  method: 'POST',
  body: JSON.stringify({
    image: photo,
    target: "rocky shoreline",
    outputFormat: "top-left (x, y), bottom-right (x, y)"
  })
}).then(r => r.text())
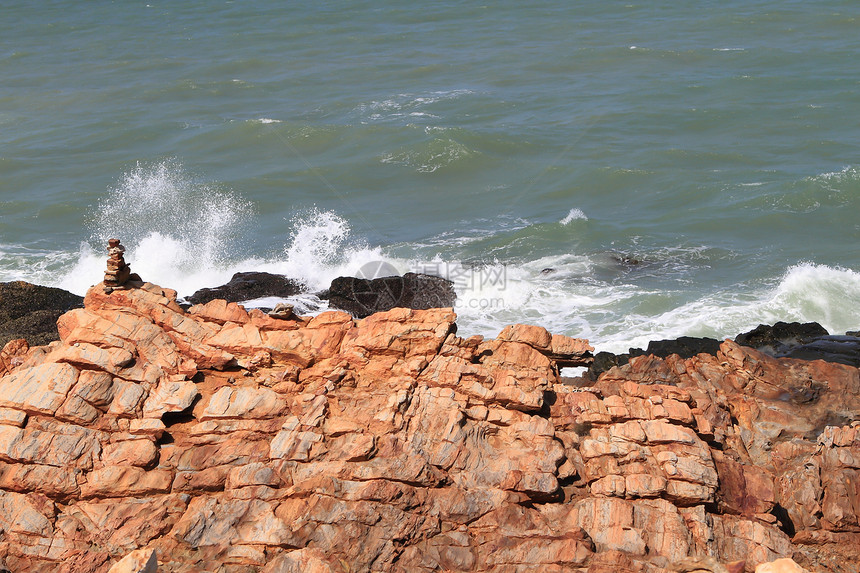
top-left (0, 274), bottom-right (859, 572)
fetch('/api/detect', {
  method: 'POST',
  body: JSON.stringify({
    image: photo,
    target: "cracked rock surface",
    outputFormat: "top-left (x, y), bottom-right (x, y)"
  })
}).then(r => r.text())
top-left (0, 281), bottom-right (857, 572)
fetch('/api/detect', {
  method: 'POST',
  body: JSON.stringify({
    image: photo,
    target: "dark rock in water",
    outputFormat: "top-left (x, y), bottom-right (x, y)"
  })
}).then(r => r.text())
top-left (610, 253), bottom-right (641, 267)
top-left (735, 322), bottom-right (860, 366)
top-left (322, 272), bottom-right (456, 318)
top-left (586, 351), bottom-right (631, 380)
top-left (587, 323), bottom-right (859, 382)
top-left (735, 321), bottom-right (829, 355)
top-left (186, 272), bottom-right (305, 305)
top-left (774, 335), bottom-right (860, 368)
top-left (631, 336), bottom-right (722, 360)
top-left (0, 281), bottom-right (84, 347)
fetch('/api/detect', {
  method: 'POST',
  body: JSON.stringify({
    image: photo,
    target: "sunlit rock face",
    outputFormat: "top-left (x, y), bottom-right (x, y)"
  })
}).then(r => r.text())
top-left (0, 281), bottom-right (856, 572)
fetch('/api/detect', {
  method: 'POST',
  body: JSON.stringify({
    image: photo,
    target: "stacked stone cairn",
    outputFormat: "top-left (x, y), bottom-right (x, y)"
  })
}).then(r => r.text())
top-left (103, 238), bottom-right (131, 291)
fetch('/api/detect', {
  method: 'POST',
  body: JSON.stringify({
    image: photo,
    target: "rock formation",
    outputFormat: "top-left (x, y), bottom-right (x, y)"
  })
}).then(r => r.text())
top-left (185, 272), bottom-right (305, 306)
top-left (735, 322), bottom-right (860, 368)
top-left (0, 281), bottom-right (83, 348)
top-left (323, 272), bottom-right (456, 318)
top-left (0, 279), bottom-right (858, 572)
top-left (103, 239), bottom-right (132, 290)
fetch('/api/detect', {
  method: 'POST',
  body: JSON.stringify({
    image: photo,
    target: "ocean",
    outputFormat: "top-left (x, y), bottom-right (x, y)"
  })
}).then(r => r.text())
top-left (2, 1), bottom-right (860, 354)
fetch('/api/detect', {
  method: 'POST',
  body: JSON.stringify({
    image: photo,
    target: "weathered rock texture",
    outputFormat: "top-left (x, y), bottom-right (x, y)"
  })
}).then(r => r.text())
top-left (323, 272), bottom-right (456, 318)
top-left (0, 281), bottom-right (83, 348)
top-left (0, 282), bottom-right (858, 572)
top-left (104, 239), bottom-right (132, 289)
top-left (185, 272), bottom-right (305, 306)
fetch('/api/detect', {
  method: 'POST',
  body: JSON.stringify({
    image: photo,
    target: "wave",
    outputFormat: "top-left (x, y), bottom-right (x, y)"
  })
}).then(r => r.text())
top-left (355, 90), bottom-right (475, 124)
top-left (379, 137), bottom-right (477, 173)
top-left (560, 208), bottom-right (588, 225)
top-left (10, 235), bottom-right (860, 357)
top-left (5, 159), bottom-right (859, 356)
top-left (54, 159), bottom-right (258, 296)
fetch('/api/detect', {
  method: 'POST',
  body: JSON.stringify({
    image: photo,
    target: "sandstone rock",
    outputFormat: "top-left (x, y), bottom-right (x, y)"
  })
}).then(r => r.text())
top-left (0, 407), bottom-right (26, 427)
top-left (142, 378), bottom-right (199, 418)
top-left (0, 418), bottom-right (102, 470)
top-left (0, 338), bottom-right (29, 377)
top-left (496, 323), bottom-right (594, 367)
top-left (0, 460), bottom-right (79, 497)
top-left (101, 439), bottom-right (158, 467)
top-left (81, 466), bottom-right (173, 498)
top-left (2, 279), bottom-right (860, 572)
top-left (107, 548), bottom-right (158, 573)
top-left (754, 557), bottom-right (809, 573)
top-left (200, 386), bottom-right (285, 420)
top-left (261, 548), bottom-right (334, 573)
top-left (0, 362), bottom-right (78, 415)
top-left (187, 298), bottom-right (251, 325)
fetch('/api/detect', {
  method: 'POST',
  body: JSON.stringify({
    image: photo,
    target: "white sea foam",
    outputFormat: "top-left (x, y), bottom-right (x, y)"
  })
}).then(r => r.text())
top-left (357, 90), bottom-right (475, 123)
top-left (585, 262), bottom-right (860, 354)
top-left (27, 180), bottom-right (860, 359)
top-left (265, 208), bottom-right (390, 291)
top-left (815, 165), bottom-right (857, 181)
top-left (560, 208), bottom-right (588, 225)
top-left (53, 160), bottom-right (258, 296)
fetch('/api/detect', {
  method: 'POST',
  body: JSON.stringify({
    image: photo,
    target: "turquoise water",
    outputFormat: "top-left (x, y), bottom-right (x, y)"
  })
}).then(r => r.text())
top-left (2, 1), bottom-right (860, 352)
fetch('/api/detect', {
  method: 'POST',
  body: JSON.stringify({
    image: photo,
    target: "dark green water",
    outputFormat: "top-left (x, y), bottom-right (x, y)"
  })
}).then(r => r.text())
top-left (2, 1), bottom-right (860, 351)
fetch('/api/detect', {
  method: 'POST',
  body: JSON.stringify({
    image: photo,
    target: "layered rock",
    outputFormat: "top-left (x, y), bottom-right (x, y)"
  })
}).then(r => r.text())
top-left (0, 281), bottom-right (857, 572)
top-left (104, 239), bottom-right (134, 290)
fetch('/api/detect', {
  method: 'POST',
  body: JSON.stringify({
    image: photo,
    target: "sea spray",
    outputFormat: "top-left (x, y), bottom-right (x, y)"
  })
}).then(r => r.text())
top-left (45, 197), bottom-right (860, 355)
top-left (560, 208), bottom-right (588, 225)
top-left (265, 208), bottom-right (392, 292)
top-left (586, 263), bottom-right (860, 354)
top-left (57, 160), bottom-right (258, 296)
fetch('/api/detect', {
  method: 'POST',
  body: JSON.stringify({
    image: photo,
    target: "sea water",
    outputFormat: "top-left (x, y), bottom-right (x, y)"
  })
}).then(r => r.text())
top-left (2, 1), bottom-right (860, 353)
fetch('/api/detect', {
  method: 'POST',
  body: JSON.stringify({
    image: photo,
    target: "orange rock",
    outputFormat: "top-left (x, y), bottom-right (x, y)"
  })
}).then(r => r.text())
top-left (0, 362), bottom-right (79, 415)
top-left (754, 557), bottom-right (809, 573)
top-left (107, 548), bottom-right (158, 573)
top-left (496, 323), bottom-right (552, 349)
top-left (2, 279), bottom-right (859, 571)
top-left (81, 466), bottom-right (174, 498)
top-left (0, 338), bottom-right (29, 376)
top-left (188, 298), bottom-right (250, 325)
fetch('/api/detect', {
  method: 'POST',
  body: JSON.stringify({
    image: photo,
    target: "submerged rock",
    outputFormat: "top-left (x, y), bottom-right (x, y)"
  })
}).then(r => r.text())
top-left (735, 321), bottom-right (829, 355)
top-left (185, 271), bottom-right (305, 305)
top-left (0, 281), bottom-right (83, 347)
top-left (631, 336), bottom-right (722, 360)
top-left (322, 272), bottom-right (455, 318)
top-left (735, 321), bottom-right (860, 367)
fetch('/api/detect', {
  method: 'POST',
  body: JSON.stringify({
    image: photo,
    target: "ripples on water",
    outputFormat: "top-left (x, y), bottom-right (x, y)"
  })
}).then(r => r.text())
top-left (2, 1), bottom-right (860, 350)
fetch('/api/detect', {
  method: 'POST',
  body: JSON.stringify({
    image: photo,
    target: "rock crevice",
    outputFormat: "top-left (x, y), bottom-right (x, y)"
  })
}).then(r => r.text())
top-left (0, 281), bottom-right (856, 572)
